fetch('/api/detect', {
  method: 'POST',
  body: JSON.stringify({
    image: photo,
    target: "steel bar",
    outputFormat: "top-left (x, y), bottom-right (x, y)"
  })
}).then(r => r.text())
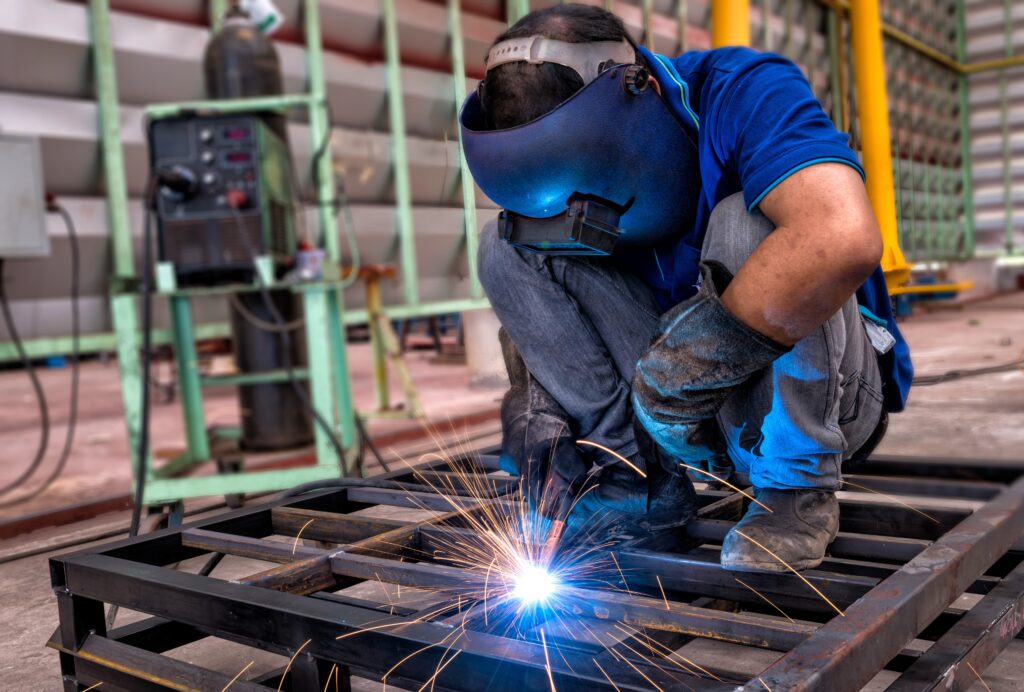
top-left (271, 506), bottom-right (412, 543)
top-left (326, 550), bottom-right (820, 651)
top-left (689, 519), bottom-right (930, 563)
top-left (66, 633), bottom-right (268, 691)
top-left (888, 558), bottom-right (1024, 691)
top-left (749, 476), bottom-right (1024, 691)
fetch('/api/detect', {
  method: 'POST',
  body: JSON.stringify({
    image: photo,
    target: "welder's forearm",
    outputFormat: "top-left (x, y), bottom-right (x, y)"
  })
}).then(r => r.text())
top-left (722, 163), bottom-right (884, 346)
top-left (720, 222), bottom-right (880, 346)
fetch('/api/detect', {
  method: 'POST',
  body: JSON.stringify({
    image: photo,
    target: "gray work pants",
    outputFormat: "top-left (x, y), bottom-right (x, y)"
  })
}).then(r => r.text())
top-left (478, 192), bottom-right (884, 490)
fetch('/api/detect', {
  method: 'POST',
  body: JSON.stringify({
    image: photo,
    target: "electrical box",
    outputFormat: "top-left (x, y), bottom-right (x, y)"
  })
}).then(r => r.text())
top-left (0, 135), bottom-right (49, 258)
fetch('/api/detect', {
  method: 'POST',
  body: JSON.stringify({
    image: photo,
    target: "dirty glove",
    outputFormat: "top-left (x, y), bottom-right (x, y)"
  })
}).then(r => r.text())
top-left (498, 329), bottom-right (588, 519)
top-left (632, 261), bottom-right (790, 466)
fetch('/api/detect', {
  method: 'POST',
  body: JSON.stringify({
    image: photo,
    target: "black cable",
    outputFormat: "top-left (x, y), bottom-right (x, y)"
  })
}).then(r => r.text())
top-left (227, 203), bottom-right (349, 466)
top-left (129, 208), bottom-right (156, 538)
top-left (354, 413), bottom-right (390, 473)
top-left (912, 357), bottom-right (1023, 387)
top-left (0, 203), bottom-right (81, 508)
top-left (0, 260), bottom-right (51, 499)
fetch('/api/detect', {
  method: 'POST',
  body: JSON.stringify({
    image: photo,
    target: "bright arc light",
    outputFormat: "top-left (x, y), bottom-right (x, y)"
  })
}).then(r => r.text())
top-left (512, 564), bottom-right (559, 605)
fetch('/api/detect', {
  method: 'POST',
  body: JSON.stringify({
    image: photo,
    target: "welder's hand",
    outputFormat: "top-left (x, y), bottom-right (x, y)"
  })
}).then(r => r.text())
top-left (632, 261), bottom-right (789, 465)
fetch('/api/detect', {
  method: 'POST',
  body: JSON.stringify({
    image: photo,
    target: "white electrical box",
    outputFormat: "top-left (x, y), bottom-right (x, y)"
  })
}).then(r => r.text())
top-left (0, 135), bottom-right (49, 258)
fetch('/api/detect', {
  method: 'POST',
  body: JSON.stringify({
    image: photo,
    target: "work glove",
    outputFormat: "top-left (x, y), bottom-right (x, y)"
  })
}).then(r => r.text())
top-left (498, 329), bottom-right (589, 519)
top-left (632, 261), bottom-right (790, 470)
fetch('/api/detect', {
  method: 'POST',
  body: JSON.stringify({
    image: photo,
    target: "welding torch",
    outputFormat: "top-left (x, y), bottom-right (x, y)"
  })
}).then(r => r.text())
top-left (540, 491), bottom-right (576, 564)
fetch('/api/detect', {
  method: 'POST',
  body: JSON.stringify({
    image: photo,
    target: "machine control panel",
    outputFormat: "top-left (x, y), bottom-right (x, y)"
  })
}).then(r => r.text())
top-left (150, 115), bottom-right (263, 219)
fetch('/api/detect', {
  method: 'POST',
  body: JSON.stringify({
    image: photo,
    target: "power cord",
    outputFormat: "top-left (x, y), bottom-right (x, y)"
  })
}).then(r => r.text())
top-left (912, 354), bottom-right (1024, 387)
top-left (0, 259), bottom-right (50, 498)
top-left (0, 198), bottom-right (81, 507)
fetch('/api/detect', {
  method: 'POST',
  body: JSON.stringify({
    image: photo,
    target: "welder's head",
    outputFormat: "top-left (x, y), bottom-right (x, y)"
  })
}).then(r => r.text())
top-left (480, 5), bottom-right (636, 130)
top-left (460, 5), bottom-right (699, 255)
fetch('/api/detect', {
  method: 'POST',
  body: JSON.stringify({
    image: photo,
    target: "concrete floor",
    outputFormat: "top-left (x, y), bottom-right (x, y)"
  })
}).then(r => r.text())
top-left (3, 293), bottom-right (1024, 689)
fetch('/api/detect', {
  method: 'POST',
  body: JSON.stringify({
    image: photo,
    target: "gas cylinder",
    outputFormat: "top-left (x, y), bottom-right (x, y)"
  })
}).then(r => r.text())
top-left (205, 6), bottom-right (312, 451)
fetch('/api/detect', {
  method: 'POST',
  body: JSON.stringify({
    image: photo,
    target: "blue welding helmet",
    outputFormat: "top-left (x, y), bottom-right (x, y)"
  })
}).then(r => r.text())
top-left (460, 38), bottom-right (699, 255)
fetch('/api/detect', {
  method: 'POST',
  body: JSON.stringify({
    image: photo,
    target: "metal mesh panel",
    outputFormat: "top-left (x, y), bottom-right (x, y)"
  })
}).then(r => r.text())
top-left (967, 0), bottom-right (1024, 256)
top-left (880, 0), bottom-right (969, 262)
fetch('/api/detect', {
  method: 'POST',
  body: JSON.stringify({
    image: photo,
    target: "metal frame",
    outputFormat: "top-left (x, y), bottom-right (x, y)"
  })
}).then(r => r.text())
top-left (50, 449), bottom-right (1024, 690)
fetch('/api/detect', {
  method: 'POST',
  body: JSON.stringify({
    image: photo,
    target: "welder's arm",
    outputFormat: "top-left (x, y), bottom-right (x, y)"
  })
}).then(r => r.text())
top-left (632, 163), bottom-right (881, 464)
top-left (721, 163), bottom-right (883, 347)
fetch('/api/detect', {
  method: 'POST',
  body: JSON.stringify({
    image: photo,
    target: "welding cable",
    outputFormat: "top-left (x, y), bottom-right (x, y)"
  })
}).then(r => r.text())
top-left (912, 356), bottom-right (1024, 386)
top-left (308, 102), bottom-right (361, 289)
top-left (227, 291), bottom-right (304, 332)
top-left (0, 259), bottom-right (50, 499)
top-left (226, 200), bottom-right (349, 467)
top-left (355, 412), bottom-right (390, 473)
top-left (0, 201), bottom-right (82, 508)
top-left (128, 208), bottom-right (156, 539)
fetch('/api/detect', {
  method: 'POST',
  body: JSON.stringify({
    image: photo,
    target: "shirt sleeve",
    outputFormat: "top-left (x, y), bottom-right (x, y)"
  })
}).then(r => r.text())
top-left (707, 52), bottom-right (864, 211)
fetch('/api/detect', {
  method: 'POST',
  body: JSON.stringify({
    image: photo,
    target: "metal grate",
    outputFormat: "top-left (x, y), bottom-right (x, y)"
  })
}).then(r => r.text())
top-left (50, 449), bottom-right (1024, 690)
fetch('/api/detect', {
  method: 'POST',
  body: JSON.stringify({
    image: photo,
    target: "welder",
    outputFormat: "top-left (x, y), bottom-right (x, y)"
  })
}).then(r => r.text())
top-left (460, 5), bottom-right (912, 572)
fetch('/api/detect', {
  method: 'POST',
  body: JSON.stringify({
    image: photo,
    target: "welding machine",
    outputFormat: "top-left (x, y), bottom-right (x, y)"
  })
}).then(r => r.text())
top-left (149, 114), bottom-right (298, 286)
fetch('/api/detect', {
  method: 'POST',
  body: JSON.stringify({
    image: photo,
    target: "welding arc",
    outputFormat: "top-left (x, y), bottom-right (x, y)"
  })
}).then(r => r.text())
top-left (0, 201), bottom-right (81, 507)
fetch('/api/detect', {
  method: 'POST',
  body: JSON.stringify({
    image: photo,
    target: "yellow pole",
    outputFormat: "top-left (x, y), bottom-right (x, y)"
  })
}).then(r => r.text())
top-left (849, 0), bottom-right (911, 289)
top-left (711, 0), bottom-right (750, 47)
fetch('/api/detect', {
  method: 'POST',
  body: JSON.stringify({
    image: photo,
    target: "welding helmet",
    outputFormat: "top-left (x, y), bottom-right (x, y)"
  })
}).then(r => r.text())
top-left (460, 35), bottom-right (699, 255)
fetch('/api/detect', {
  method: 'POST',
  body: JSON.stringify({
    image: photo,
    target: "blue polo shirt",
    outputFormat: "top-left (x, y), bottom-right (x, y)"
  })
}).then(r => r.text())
top-left (637, 46), bottom-right (912, 412)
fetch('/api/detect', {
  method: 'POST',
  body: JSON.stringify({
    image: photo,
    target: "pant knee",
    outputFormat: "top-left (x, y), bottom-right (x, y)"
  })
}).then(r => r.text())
top-left (702, 192), bottom-right (776, 275)
top-left (478, 217), bottom-right (538, 302)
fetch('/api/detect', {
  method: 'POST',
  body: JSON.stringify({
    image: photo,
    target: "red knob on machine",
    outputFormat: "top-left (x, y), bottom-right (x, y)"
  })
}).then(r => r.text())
top-left (226, 189), bottom-right (250, 209)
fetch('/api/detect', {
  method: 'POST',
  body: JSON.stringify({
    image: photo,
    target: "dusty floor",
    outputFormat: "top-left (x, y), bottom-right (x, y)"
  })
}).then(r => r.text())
top-left (4, 293), bottom-right (1024, 689)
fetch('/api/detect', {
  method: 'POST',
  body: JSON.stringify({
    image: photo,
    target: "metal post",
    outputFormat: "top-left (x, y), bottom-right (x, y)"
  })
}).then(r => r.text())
top-left (89, 0), bottom-right (150, 494)
top-left (448, 0), bottom-right (483, 299)
top-left (366, 277), bottom-right (391, 412)
top-left (507, 0), bottom-right (529, 25)
top-left (997, 0), bottom-right (1014, 254)
top-left (169, 297), bottom-right (210, 462)
top-left (826, 8), bottom-right (844, 131)
top-left (381, 0), bottom-right (420, 307)
top-left (208, 0), bottom-right (227, 30)
top-left (304, 0), bottom-right (357, 463)
top-left (954, 0), bottom-right (975, 257)
top-left (712, 0), bottom-right (751, 47)
top-left (676, 0), bottom-right (689, 53)
top-left (88, 0), bottom-right (133, 280)
top-left (641, 0), bottom-right (655, 50)
top-left (849, 0), bottom-right (911, 289)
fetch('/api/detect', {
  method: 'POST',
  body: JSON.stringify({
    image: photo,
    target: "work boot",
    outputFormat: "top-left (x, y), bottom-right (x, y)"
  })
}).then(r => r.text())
top-left (569, 427), bottom-right (697, 547)
top-left (720, 489), bottom-right (839, 572)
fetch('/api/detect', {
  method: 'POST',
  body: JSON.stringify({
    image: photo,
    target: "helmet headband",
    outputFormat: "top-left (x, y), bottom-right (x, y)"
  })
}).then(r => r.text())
top-left (485, 35), bottom-right (635, 85)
